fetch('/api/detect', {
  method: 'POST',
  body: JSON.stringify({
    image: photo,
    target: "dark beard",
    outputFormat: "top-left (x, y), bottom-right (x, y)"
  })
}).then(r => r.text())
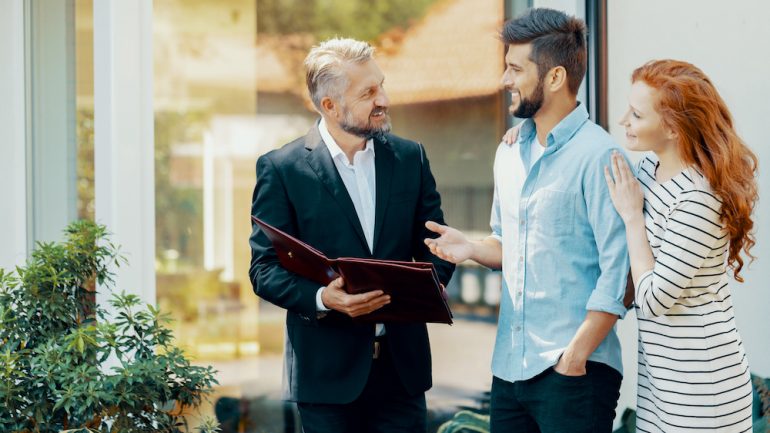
top-left (340, 111), bottom-right (392, 140)
top-left (512, 77), bottom-right (545, 118)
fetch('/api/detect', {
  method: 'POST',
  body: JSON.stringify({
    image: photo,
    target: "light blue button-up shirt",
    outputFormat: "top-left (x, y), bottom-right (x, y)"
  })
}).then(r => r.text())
top-left (490, 103), bottom-right (630, 382)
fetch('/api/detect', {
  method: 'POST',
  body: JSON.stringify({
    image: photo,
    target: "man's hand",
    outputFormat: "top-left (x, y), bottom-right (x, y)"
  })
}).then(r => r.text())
top-left (424, 221), bottom-right (474, 264)
top-left (320, 277), bottom-right (391, 318)
top-left (554, 349), bottom-right (587, 377)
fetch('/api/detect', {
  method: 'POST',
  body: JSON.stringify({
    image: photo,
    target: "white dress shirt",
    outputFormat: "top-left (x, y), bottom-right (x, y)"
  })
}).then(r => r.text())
top-left (315, 118), bottom-right (384, 335)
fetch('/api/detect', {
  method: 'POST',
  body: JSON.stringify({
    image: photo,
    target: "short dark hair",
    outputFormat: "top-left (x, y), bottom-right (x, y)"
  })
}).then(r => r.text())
top-left (501, 8), bottom-right (587, 95)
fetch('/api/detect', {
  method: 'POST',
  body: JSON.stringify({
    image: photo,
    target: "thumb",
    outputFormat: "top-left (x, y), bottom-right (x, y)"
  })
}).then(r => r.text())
top-left (425, 220), bottom-right (447, 235)
top-left (330, 277), bottom-right (345, 290)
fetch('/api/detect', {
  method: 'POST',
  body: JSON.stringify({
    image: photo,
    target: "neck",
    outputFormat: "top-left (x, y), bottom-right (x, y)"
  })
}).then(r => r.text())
top-left (324, 117), bottom-right (367, 163)
top-left (532, 95), bottom-right (577, 146)
top-left (654, 146), bottom-right (685, 182)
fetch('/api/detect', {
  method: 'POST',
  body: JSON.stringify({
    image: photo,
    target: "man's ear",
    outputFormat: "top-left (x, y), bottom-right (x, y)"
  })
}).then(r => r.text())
top-left (547, 66), bottom-right (568, 93)
top-left (320, 97), bottom-right (337, 117)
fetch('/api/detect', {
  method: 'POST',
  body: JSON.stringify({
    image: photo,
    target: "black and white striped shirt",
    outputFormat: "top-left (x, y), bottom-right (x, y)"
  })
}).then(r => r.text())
top-left (633, 155), bottom-right (752, 433)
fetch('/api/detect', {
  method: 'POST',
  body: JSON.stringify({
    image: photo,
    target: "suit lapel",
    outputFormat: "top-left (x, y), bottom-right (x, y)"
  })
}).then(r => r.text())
top-left (372, 137), bottom-right (394, 253)
top-left (304, 124), bottom-right (370, 253)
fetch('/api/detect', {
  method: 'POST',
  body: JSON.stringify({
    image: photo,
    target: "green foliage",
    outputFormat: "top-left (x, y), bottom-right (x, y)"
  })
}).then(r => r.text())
top-left (257, 0), bottom-right (442, 42)
top-left (154, 110), bottom-right (208, 267)
top-left (76, 109), bottom-right (95, 221)
top-left (0, 220), bottom-right (219, 433)
top-left (437, 410), bottom-right (490, 433)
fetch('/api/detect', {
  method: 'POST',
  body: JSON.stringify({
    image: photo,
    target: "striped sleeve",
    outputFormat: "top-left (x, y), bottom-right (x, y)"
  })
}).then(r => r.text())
top-left (635, 192), bottom-right (726, 318)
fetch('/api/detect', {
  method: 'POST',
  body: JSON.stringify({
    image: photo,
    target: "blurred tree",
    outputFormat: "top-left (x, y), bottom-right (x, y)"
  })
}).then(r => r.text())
top-left (257, 0), bottom-right (442, 43)
top-left (76, 109), bottom-right (95, 221)
top-left (154, 111), bottom-right (209, 267)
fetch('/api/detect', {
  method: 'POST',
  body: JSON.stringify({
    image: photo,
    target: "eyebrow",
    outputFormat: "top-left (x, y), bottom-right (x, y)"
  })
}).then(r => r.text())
top-left (359, 78), bottom-right (384, 94)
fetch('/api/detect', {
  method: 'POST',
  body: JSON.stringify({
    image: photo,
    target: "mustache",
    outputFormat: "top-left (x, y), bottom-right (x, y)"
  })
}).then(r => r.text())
top-left (370, 106), bottom-right (389, 116)
top-left (504, 86), bottom-right (519, 95)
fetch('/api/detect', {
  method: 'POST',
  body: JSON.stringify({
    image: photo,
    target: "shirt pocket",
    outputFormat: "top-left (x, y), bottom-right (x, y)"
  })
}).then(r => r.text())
top-left (530, 189), bottom-right (576, 237)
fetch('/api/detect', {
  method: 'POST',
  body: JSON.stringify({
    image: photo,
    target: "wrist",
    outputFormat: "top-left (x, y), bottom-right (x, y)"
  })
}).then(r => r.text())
top-left (562, 346), bottom-right (589, 366)
top-left (623, 213), bottom-right (645, 228)
top-left (316, 287), bottom-right (331, 311)
top-left (467, 240), bottom-right (480, 262)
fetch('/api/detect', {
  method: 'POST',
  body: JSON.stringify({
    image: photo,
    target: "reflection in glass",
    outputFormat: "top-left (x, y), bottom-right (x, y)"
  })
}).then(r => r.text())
top-left (154, 0), bottom-right (505, 428)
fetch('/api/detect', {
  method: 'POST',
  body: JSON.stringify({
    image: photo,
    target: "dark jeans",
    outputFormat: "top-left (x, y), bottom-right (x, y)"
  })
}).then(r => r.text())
top-left (490, 361), bottom-right (622, 433)
top-left (297, 338), bottom-right (427, 433)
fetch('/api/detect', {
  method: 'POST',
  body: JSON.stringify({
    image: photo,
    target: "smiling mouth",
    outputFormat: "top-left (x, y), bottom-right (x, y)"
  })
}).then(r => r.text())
top-left (371, 108), bottom-right (387, 118)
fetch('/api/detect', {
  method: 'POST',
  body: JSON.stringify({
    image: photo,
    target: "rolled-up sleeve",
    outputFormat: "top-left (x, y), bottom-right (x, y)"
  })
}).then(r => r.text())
top-left (584, 148), bottom-right (631, 318)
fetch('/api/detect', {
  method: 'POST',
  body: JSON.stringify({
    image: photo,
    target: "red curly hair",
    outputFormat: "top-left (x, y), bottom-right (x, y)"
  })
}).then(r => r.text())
top-left (632, 60), bottom-right (758, 281)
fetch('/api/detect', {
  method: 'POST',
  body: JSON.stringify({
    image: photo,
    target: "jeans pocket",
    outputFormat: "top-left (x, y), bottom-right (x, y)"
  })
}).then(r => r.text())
top-left (550, 367), bottom-right (588, 381)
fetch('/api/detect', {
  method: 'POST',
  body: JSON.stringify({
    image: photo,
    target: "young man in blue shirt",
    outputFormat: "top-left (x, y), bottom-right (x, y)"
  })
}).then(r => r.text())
top-left (425, 8), bottom-right (629, 433)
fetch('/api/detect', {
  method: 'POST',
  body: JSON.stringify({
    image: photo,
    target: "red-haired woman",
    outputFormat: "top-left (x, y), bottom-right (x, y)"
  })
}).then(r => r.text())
top-left (606, 60), bottom-right (757, 432)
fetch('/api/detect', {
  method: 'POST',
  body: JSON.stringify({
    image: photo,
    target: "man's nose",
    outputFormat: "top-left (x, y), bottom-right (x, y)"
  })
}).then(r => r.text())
top-left (376, 89), bottom-right (390, 108)
top-left (500, 70), bottom-right (513, 89)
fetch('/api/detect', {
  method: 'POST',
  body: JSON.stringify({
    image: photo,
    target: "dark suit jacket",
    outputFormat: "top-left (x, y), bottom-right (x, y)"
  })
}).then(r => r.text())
top-left (248, 123), bottom-right (455, 404)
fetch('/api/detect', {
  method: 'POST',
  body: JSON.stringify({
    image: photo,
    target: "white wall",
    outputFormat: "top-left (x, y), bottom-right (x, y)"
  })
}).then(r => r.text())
top-left (94, 0), bottom-right (156, 308)
top-left (608, 0), bottom-right (770, 416)
top-left (0, 0), bottom-right (28, 270)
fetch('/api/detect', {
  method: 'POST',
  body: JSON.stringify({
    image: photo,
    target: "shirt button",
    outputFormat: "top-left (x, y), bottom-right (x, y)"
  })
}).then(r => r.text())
top-left (517, 290), bottom-right (523, 296)
top-left (520, 220), bottom-right (525, 227)
top-left (514, 326), bottom-right (521, 332)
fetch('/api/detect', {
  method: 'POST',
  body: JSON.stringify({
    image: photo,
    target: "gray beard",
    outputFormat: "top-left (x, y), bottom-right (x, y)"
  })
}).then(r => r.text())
top-left (340, 114), bottom-right (392, 140)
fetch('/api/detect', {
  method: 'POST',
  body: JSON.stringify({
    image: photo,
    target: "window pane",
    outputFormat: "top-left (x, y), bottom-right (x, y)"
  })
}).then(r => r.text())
top-left (155, 0), bottom-right (505, 428)
top-left (76, 0), bottom-right (94, 221)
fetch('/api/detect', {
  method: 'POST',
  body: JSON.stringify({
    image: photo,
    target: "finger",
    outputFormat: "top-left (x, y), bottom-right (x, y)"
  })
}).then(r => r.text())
top-left (329, 277), bottom-right (346, 290)
top-left (620, 156), bottom-right (634, 180)
top-left (353, 290), bottom-right (386, 304)
top-left (611, 152), bottom-right (622, 184)
top-left (350, 295), bottom-right (391, 316)
top-left (615, 153), bottom-right (629, 183)
top-left (504, 126), bottom-right (520, 144)
top-left (369, 296), bottom-right (391, 311)
top-left (425, 221), bottom-right (446, 235)
top-left (603, 166), bottom-right (615, 188)
top-left (426, 241), bottom-right (440, 255)
top-left (503, 130), bottom-right (513, 144)
top-left (435, 246), bottom-right (455, 263)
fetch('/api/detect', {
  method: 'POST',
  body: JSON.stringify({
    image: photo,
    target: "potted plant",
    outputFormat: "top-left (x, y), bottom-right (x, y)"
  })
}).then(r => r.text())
top-left (0, 220), bottom-right (219, 432)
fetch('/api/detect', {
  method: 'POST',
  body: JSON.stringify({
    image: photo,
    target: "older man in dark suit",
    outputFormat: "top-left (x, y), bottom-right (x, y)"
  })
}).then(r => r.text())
top-left (248, 38), bottom-right (455, 433)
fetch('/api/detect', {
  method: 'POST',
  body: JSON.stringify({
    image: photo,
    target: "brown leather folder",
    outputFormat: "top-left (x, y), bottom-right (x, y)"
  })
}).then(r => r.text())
top-left (252, 216), bottom-right (453, 324)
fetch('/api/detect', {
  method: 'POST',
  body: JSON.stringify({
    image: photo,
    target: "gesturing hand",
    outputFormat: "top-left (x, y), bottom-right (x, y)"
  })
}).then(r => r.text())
top-left (423, 221), bottom-right (473, 264)
top-left (320, 277), bottom-right (391, 318)
top-left (604, 151), bottom-right (644, 223)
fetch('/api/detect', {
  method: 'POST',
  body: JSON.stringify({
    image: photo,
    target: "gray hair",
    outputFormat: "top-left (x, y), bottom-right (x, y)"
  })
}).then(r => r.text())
top-left (304, 38), bottom-right (375, 111)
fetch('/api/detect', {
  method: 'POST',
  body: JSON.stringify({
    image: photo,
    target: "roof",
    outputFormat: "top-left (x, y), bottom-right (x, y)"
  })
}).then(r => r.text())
top-left (376, 0), bottom-right (504, 104)
top-left (157, 0), bottom-right (504, 105)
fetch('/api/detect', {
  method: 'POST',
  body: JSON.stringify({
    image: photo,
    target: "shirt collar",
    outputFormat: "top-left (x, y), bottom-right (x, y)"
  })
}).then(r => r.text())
top-left (513, 102), bottom-right (589, 152)
top-left (318, 117), bottom-right (374, 164)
